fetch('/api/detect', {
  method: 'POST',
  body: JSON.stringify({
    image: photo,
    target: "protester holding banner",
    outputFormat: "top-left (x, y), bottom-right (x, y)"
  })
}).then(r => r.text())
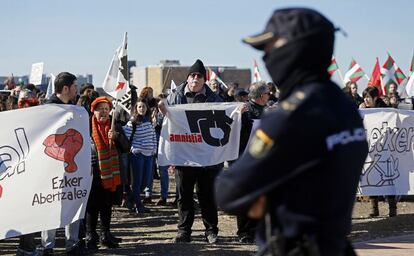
top-left (159, 59), bottom-right (223, 244)
top-left (85, 96), bottom-right (123, 251)
top-left (215, 8), bottom-right (368, 255)
top-left (123, 98), bottom-right (157, 214)
top-left (359, 86), bottom-right (388, 109)
top-left (39, 72), bottom-right (85, 256)
top-left (359, 86), bottom-right (398, 217)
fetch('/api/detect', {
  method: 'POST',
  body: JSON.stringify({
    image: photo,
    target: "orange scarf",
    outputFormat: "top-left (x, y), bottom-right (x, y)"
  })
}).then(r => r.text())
top-left (91, 116), bottom-right (121, 192)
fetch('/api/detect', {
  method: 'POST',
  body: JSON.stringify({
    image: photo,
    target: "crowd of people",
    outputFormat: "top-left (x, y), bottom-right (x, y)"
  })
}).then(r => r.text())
top-left (0, 59), bottom-right (282, 255)
top-left (1, 57), bottom-right (406, 256)
top-left (343, 81), bottom-right (402, 218)
top-left (0, 62), bottom-right (406, 256)
top-left (1, 6), bottom-right (409, 256)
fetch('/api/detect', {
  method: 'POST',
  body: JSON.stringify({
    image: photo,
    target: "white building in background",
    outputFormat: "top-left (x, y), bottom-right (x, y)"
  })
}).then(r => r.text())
top-left (130, 60), bottom-right (251, 96)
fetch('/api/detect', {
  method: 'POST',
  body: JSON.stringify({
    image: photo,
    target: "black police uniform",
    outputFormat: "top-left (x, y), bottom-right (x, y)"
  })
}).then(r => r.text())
top-left (215, 8), bottom-right (368, 256)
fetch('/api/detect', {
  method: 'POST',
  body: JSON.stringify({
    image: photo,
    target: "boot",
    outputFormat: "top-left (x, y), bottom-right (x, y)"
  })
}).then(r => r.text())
top-left (100, 231), bottom-right (119, 248)
top-left (369, 197), bottom-right (379, 217)
top-left (85, 231), bottom-right (99, 252)
top-left (388, 196), bottom-right (397, 217)
top-left (107, 231), bottom-right (122, 243)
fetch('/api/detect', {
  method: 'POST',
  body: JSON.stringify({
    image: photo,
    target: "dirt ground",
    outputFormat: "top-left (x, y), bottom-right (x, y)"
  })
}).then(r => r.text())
top-left (2, 177), bottom-right (414, 255)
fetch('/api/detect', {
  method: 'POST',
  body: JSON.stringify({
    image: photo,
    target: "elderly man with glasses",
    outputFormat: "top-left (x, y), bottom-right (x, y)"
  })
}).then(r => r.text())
top-left (159, 59), bottom-right (223, 244)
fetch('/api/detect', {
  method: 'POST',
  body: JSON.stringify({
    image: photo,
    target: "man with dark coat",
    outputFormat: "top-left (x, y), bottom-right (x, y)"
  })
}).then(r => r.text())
top-left (159, 59), bottom-right (223, 244)
top-left (215, 8), bottom-right (368, 256)
top-left (40, 72), bottom-right (84, 256)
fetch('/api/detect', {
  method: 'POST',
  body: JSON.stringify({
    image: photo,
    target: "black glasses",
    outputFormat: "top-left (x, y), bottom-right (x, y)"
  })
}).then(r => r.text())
top-left (189, 73), bottom-right (204, 79)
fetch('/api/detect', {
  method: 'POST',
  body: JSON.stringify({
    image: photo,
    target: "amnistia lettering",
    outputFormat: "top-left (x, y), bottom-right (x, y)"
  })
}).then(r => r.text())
top-left (169, 133), bottom-right (203, 143)
top-left (326, 128), bottom-right (366, 151)
top-left (367, 122), bottom-right (414, 153)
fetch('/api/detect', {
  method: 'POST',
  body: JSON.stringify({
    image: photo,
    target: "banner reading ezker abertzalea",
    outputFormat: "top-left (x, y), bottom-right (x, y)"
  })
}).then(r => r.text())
top-left (0, 105), bottom-right (92, 239)
top-left (359, 108), bottom-right (414, 196)
top-left (158, 102), bottom-right (242, 167)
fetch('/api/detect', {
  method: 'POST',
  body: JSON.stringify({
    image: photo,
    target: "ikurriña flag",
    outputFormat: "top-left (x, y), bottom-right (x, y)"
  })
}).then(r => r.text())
top-left (328, 56), bottom-right (339, 76)
top-left (381, 53), bottom-right (406, 86)
top-left (344, 58), bottom-right (365, 84)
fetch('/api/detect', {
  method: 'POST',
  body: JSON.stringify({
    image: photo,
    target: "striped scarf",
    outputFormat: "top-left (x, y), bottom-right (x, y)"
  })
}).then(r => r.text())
top-left (91, 116), bottom-right (121, 192)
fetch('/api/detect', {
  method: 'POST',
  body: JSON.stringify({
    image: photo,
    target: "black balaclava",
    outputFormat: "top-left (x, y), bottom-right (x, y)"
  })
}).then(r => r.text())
top-left (263, 30), bottom-right (334, 101)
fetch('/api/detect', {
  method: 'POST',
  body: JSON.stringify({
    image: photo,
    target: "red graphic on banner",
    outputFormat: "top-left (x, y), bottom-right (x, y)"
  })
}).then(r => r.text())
top-left (43, 129), bottom-right (83, 173)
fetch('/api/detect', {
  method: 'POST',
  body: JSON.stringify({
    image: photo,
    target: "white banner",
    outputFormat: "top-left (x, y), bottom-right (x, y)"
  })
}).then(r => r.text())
top-left (359, 108), bottom-right (414, 195)
top-left (29, 62), bottom-right (44, 85)
top-left (0, 105), bottom-right (92, 239)
top-left (158, 102), bottom-right (242, 167)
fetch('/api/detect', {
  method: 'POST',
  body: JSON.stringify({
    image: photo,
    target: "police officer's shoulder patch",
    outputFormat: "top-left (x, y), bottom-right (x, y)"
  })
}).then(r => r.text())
top-left (280, 90), bottom-right (307, 112)
top-left (249, 129), bottom-right (274, 159)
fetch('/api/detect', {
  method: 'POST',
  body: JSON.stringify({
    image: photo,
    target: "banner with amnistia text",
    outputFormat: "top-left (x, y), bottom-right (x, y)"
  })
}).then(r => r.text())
top-left (158, 102), bottom-right (242, 167)
top-left (359, 108), bottom-right (414, 195)
top-left (0, 104), bottom-right (92, 239)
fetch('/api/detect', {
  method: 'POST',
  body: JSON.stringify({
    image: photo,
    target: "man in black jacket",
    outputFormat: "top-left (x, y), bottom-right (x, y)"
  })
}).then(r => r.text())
top-left (39, 72), bottom-right (84, 256)
top-left (159, 59), bottom-right (223, 244)
top-left (215, 8), bottom-right (368, 256)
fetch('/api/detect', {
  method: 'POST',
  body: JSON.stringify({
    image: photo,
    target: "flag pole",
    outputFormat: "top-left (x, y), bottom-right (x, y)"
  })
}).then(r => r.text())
top-left (379, 73), bottom-right (386, 95)
top-left (162, 67), bottom-right (172, 92)
top-left (110, 32), bottom-right (128, 148)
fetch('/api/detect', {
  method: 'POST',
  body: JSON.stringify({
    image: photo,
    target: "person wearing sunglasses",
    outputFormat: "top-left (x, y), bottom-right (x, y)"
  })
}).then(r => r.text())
top-left (158, 59), bottom-right (223, 244)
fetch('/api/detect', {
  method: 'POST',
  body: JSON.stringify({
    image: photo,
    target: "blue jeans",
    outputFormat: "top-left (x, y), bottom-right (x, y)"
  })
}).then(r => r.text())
top-left (159, 166), bottom-right (169, 199)
top-left (130, 153), bottom-right (153, 207)
top-left (143, 156), bottom-right (155, 197)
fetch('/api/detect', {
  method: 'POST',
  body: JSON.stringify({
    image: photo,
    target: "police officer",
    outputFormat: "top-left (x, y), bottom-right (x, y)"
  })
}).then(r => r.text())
top-left (215, 8), bottom-right (368, 256)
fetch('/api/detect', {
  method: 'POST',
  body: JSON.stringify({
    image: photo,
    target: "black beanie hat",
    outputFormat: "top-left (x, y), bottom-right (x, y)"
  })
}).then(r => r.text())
top-left (188, 59), bottom-right (207, 79)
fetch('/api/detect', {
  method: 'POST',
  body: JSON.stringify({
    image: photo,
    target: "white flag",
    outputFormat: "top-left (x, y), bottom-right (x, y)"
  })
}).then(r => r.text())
top-left (45, 73), bottom-right (55, 99)
top-left (102, 32), bottom-right (128, 99)
top-left (158, 102), bottom-right (242, 167)
top-left (405, 73), bottom-right (414, 97)
top-left (29, 62), bottom-right (44, 86)
top-left (170, 80), bottom-right (177, 91)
